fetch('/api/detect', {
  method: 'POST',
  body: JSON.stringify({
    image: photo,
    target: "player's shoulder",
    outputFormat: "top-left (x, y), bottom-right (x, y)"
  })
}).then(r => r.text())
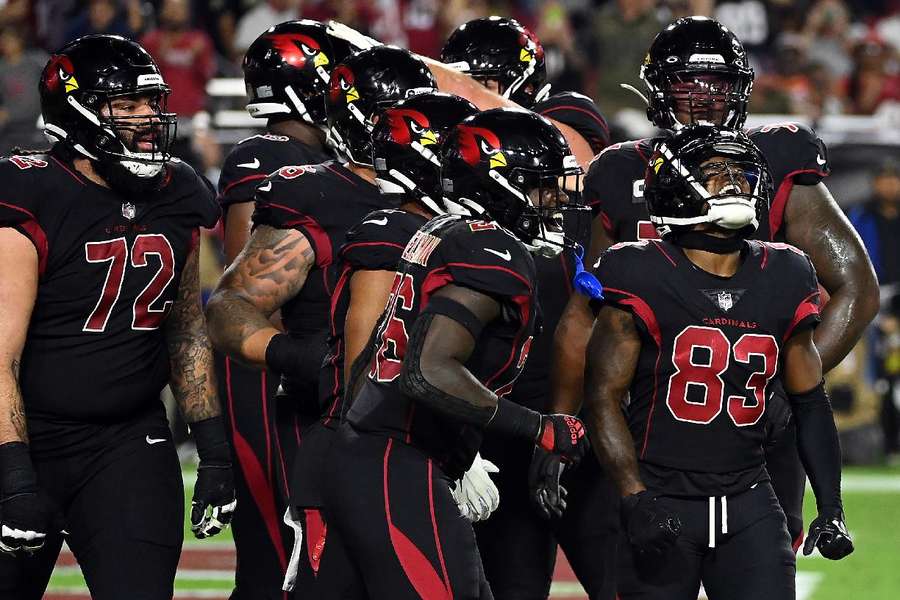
top-left (159, 158), bottom-right (220, 227)
top-left (747, 122), bottom-right (829, 181)
top-left (535, 91), bottom-right (610, 152)
top-left (587, 137), bottom-right (653, 177)
top-left (752, 240), bottom-right (815, 272)
top-left (346, 209), bottom-right (426, 245)
top-left (225, 134), bottom-right (324, 170)
top-left (0, 152), bottom-right (65, 189)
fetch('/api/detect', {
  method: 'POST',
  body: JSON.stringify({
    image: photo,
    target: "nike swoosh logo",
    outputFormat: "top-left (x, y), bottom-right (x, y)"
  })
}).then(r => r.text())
top-left (816, 154), bottom-right (826, 166)
top-left (484, 247), bottom-right (511, 261)
top-left (362, 217), bottom-right (388, 226)
top-left (258, 181), bottom-right (272, 192)
top-left (146, 435), bottom-right (167, 445)
top-left (238, 158), bottom-right (261, 169)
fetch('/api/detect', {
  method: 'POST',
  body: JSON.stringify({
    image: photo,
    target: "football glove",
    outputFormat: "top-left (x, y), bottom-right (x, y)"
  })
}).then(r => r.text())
top-left (528, 447), bottom-right (567, 520)
top-left (622, 491), bottom-right (682, 557)
top-left (0, 490), bottom-right (61, 555)
top-left (325, 21), bottom-right (381, 51)
top-left (535, 414), bottom-right (589, 464)
top-left (452, 454), bottom-right (500, 522)
top-left (191, 463), bottom-right (237, 539)
top-left (803, 507), bottom-right (854, 560)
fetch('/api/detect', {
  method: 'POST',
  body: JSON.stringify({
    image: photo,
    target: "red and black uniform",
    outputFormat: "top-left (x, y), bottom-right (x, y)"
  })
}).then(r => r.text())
top-left (288, 208), bottom-right (427, 595)
top-left (584, 121), bottom-right (829, 545)
top-left (593, 239), bottom-right (820, 600)
top-left (534, 91), bottom-right (611, 154)
top-left (324, 214), bottom-right (538, 599)
top-left (0, 148), bottom-right (219, 599)
top-left (216, 132), bottom-right (330, 600)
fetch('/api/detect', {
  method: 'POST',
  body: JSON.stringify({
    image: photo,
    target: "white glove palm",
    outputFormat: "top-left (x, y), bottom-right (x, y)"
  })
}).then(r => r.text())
top-left (452, 453), bottom-right (500, 522)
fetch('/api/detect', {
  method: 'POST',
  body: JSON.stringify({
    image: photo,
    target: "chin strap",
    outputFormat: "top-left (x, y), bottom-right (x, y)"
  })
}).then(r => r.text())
top-left (572, 245), bottom-right (604, 299)
top-left (669, 230), bottom-right (745, 254)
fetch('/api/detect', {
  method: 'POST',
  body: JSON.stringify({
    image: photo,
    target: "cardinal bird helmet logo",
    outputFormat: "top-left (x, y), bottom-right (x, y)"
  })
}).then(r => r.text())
top-left (44, 54), bottom-right (79, 94)
top-left (267, 33), bottom-right (330, 70)
top-left (331, 65), bottom-right (359, 104)
top-left (457, 125), bottom-right (507, 170)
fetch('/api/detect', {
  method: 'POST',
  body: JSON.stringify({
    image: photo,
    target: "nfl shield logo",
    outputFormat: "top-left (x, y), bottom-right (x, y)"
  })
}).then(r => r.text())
top-left (717, 291), bottom-right (734, 312)
top-left (121, 202), bottom-right (136, 220)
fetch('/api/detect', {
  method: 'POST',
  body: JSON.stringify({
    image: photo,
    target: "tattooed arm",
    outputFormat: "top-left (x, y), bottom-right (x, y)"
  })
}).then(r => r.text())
top-left (0, 228), bottom-right (37, 443)
top-left (205, 225), bottom-right (315, 369)
top-left (164, 239), bottom-right (221, 423)
top-left (583, 304), bottom-right (644, 496)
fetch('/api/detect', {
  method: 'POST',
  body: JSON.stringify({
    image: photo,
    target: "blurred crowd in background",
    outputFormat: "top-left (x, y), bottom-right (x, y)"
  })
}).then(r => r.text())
top-left (1, 0), bottom-right (900, 460)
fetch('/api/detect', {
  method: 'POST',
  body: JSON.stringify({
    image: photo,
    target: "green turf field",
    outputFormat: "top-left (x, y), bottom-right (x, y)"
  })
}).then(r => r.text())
top-left (46, 465), bottom-right (900, 599)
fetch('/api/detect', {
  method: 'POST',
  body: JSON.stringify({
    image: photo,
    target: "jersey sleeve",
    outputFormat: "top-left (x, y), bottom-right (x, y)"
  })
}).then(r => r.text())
top-left (584, 142), bottom-right (645, 237)
top-left (251, 165), bottom-right (334, 268)
top-left (439, 223), bottom-right (536, 301)
top-left (776, 244), bottom-right (822, 342)
top-left (589, 242), bottom-right (660, 344)
top-left (534, 92), bottom-right (610, 154)
top-left (0, 157), bottom-right (49, 275)
top-left (217, 142), bottom-right (273, 208)
top-left (749, 122), bottom-right (829, 186)
top-left (340, 209), bottom-right (421, 271)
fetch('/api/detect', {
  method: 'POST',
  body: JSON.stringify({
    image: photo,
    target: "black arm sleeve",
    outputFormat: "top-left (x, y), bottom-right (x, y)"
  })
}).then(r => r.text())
top-left (789, 380), bottom-right (843, 513)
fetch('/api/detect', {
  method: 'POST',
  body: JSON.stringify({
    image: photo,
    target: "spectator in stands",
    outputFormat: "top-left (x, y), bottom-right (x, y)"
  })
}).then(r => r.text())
top-left (590, 0), bottom-right (660, 120)
top-left (233, 0), bottom-right (300, 55)
top-left (0, 27), bottom-right (48, 154)
top-left (846, 39), bottom-right (900, 114)
top-left (849, 158), bottom-right (900, 460)
top-left (65, 0), bottom-right (143, 41)
top-left (141, 0), bottom-right (216, 118)
top-left (802, 0), bottom-right (854, 81)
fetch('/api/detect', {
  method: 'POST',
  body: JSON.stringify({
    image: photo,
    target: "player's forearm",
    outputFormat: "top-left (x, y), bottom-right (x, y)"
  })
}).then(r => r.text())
top-left (0, 360), bottom-right (28, 444)
top-left (550, 297), bottom-right (594, 414)
top-left (423, 58), bottom-right (518, 111)
top-left (205, 290), bottom-right (279, 369)
top-left (584, 395), bottom-right (645, 497)
top-left (167, 332), bottom-right (221, 423)
top-left (815, 282), bottom-right (879, 373)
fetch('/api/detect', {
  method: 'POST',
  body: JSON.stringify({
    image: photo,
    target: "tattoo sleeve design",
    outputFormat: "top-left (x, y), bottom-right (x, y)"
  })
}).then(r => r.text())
top-left (205, 225), bottom-right (315, 367)
top-left (166, 242), bottom-right (221, 423)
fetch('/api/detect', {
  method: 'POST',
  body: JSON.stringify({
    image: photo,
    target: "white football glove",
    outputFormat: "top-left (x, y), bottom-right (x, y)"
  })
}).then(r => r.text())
top-left (452, 454), bottom-right (500, 522)
top-left (325, 21), bottom-right (381, 51)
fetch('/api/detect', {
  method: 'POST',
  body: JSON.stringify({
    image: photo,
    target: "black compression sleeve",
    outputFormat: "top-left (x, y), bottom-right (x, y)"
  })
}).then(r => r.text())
top-left (788, 380), bottom-right (843, 512)
top-left (421, 296), bottom-right (486, 341)
top-left (399, 312), bottom-right (498, 426)
top-left (191, 417), bottom-right (231, 466)
top-left (265, 331), bottom-right (329, 383)
top-left (0, 442), bottom-right (37, 497)
top-left (485, 397), bottom-right (543, 441)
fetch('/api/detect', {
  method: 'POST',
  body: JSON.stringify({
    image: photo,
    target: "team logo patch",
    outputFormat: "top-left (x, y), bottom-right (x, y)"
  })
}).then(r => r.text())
top-left (121, 202), bottom-right (136, 220)
top-left (456, 125), bottom-right (506, 169)
top-left (268, 33), bottom-right (329, 69)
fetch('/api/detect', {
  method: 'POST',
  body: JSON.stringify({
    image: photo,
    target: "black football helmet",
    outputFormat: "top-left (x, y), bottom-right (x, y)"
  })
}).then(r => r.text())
top-left (372, 92), bottom-right (478, 215)
top-left (39, 35), bottom-right (176, 191)
top-left (644, 124), bottom-right (770, 239)
top-left (243, 20), bottom-right (354, 127)
top-left (441, 16), bottom-right (549, 108)
top-left (641, 16), bottom-right (753, 129)
top-left (326, 46), bottom-right (436, 167)
top-left (441, 108), bottom-right (583, 257)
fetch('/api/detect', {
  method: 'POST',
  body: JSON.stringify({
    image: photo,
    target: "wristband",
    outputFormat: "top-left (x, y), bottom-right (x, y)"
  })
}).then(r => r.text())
top-left (190, 417), bottom-right (231, 466)
top-left (486, 398), bottom-right (542, 441)
top-left (0, 442), bottom-right (37, 497)
top-left (265, 332), bottom-right (328, 383)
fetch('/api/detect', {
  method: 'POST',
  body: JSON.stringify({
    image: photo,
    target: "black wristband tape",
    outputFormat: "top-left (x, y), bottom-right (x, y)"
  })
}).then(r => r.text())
top-left (486, 398), bottom-right (542, 441)
top-left (265, 332), bottom-right (328, 383)
top-left (0, 442), bottom-right (37, 497)
top-left (190, 417), bottom-right (231, 465)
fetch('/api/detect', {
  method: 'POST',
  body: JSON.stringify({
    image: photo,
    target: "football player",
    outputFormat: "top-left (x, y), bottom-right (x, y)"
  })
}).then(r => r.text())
top-left (205, 44), bottom-right (436, 590)
top-left (584, 125), bottom-right (853, 600)
top-left (440, 16), bottom-right (616, 598)
top-left (290, 91), bottom-right (485, 597)
top-left (215, 20), bottom-right (354, 598)
top-left (0, 35), bottom-right (234, 600)
top-left (555, 15), bottom-right (878, 555)
top-left (323, 108), bottom-right (590, 598)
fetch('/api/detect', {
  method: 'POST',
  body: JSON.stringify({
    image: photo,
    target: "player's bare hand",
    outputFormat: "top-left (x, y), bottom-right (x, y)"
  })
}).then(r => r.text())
top-left (803, 508), bottom-right (854, 560)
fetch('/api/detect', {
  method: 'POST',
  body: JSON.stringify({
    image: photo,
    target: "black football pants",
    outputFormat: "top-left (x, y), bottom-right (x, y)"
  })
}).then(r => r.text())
top-left (321, 424), bottom-right (493, 600)
top-left (617, 482), bottom-right (796, 600)
top-left (475, 435), bottom-right (620, 600)
top-left (0, 419), bottom-right (183, 600)
top-left (218, 354), bottom-right (295, 600)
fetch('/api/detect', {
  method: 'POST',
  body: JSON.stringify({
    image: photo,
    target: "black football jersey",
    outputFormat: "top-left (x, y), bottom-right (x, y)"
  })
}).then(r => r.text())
top-left (319, 208), bottom-right (428, 426)
top-left (592, 239), bottom-right (821, 496)
top-left (217, 133), bottom-right (330, 211)
top-left (251, 161), bottom-right (386, 343)
top-left (584, 122), bottom-right (830, 244)
top-left (347, 214), bottom-right (539, 480)
top-left (534, 91), bottom-right (610, 154)
top-left (0, 149), bottom-right (219, 453)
